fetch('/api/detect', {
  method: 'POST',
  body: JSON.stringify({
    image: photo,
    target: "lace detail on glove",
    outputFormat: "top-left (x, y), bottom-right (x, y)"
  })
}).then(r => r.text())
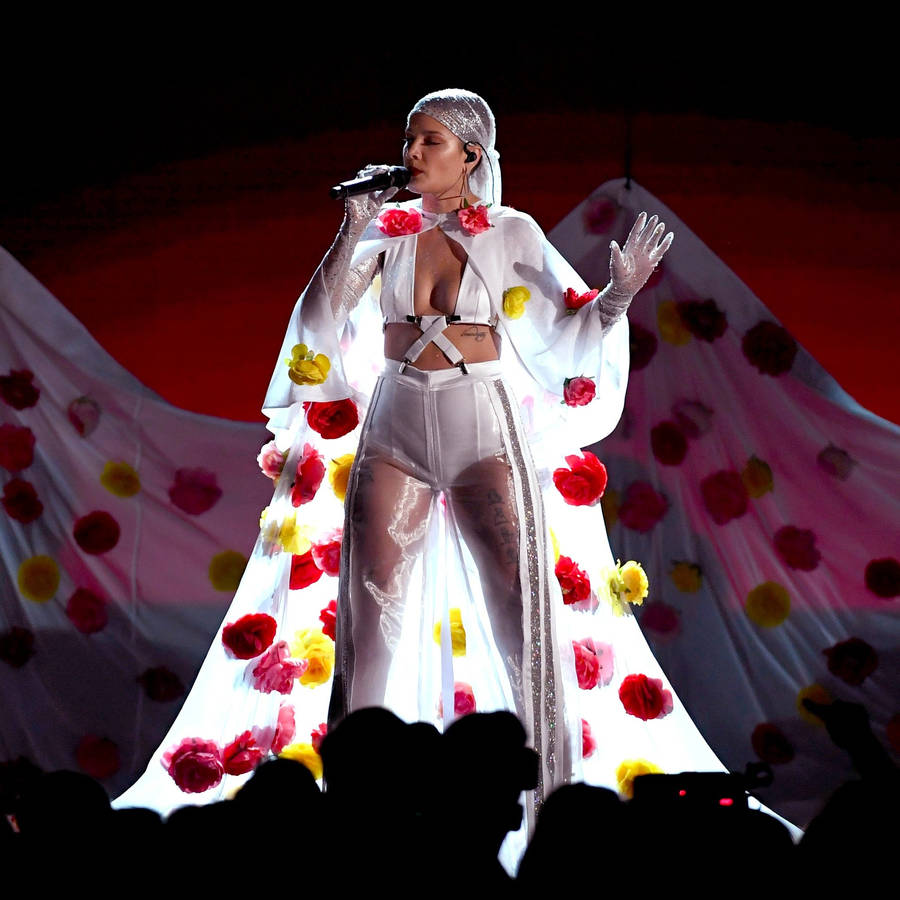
top-left (599, 212), bottom-right (674, 332)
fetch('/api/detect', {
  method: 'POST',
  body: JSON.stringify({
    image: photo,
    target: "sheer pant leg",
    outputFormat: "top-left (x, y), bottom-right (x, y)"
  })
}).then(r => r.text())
top-left (342, 453), bottom-right (435, 711)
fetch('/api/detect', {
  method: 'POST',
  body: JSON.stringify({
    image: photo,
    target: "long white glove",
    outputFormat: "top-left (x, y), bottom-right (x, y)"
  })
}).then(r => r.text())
top-left (599, 212), bottom-right (673, 331)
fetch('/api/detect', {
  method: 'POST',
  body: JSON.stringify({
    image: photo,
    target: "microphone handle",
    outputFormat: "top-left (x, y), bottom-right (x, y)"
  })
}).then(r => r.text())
top-left (329, 166), bottom-right (410, 200)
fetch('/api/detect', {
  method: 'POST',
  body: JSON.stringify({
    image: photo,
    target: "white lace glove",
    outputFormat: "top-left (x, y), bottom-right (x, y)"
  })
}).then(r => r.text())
top-left (599, 212), bottom-right (674, 330)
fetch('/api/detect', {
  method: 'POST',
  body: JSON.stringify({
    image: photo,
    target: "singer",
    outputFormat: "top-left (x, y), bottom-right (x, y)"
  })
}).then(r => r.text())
top-left (119, 90), bottom-right (732, 851)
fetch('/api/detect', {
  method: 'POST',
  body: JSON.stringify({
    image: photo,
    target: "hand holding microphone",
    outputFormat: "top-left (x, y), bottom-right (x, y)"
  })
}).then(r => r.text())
top-left (329, 165), bottom-right (411, 199)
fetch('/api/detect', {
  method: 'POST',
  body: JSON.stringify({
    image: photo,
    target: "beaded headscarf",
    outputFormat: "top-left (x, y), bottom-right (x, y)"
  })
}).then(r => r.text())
top-left (407, 89), bottom-right (502, 206)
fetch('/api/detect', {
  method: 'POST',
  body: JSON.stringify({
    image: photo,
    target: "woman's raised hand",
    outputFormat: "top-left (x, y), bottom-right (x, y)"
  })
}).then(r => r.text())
top-left (608, 212), bottom-right (674, 298)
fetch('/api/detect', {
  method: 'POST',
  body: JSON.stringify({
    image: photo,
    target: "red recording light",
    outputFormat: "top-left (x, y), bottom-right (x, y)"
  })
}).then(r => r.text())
top-left (719, 797), bottom-right (734, 807)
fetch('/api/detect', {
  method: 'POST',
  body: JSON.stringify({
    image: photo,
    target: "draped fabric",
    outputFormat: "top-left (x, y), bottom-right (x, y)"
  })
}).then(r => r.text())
top-left (0, 247), bottom-right (271, 796)
top-left (549, 179), bottom-right (899, 826)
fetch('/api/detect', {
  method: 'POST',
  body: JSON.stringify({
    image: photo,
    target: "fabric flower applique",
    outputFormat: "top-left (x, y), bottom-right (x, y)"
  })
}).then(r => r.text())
top-left (581, 719), bottom-right (597, 759)
top-left (222, 613), bottom-right (278, 660)
top-left (377, 206), bottom-right (423, 237)
top-left (669, 561), bottom-right (702, 593)
top-left (251, 641), bottom-right (308, 694)
top-left (319, 600), bottom-right (337, 641)
top-left (328, 453), bottom-right (355, 502)
top-left (306, 398), bottom-right (359, 439)
top-left (290, 629), bottom-right (335, 687)
top-left (773, 525), bottom-right (821, 571)
top-left (616, 758), bottom-right (663, 799)
top-left (864, 557), bottom-right (899, 598)
top-left (553, 451), bottom-right (608, 506)
top-left (67, 396), bottom-right (101, 437)
top-left (650, 421), bottom-right (688, 465)
top-left (741, 455), bottom-right (774, 497)
top-left (618, 481), bottom-right (668, 533)
top-left (279, 741), bottom-right (324, 780)
top-left (290, 549), bottom-right (324, 590)
top-left (438, 682), bottom-right (477, 718)
top-left (73, 510), bottom-right (121, 554)
top-left (208, 550), bottom-right (247, 591)
top-left (277, 512), bottom-right (313, 556)
top-left (168, 468), bottom-right (222, 515)
top-left (745, 581), bottom-right (790, 627)
top-left (618, 673), bottom-right (673, 721)
top-left (562, 376), bottom-right (596, 407)
top-left (2, 478), bottom-right (43, 523)
top-left (502, 285), bottom-right (531, 320)
top-left (162, 737), bottom-right (224, 794)
top-left (604, 560), bottom-right (649, 616)
top-left (272, 704), bottom-right (297, 753)
top-left (457, 202), bottom-right (492, 235)
top-left (0, 423), bottom-right (36, 471)
top-left (18, 555), bottom-right (60, 602)
top-left (0, 369), bottom-right (40, 409)
top-left (310, 722), bottom-right (328, 754)
top-left (311, 528), bottom-right (342, 577)
top-left (66, 587), bottom-right (108, 634)
top-left (555, 556), bottom-right (592, 607)
top-left (222, 730), bottom-right (266, 776)
top-left (563, 287), bottom-right (599, 315)
top-left (257, 441), bottom-right (286, 480)
top-left (433, 607), bottom-right (467, 656)
top-left (100, 461), bottom-right (141, 498)
top-left (742, 321), bottom-right (798, 376)
top-left (291, 444), bottom-right (326, 507)
top-left (286, 343), bottom-right (331, 387)
top-left (572, 637), bottom-right (614, 690)
top-left (700, 470), bottom-right (748, 525)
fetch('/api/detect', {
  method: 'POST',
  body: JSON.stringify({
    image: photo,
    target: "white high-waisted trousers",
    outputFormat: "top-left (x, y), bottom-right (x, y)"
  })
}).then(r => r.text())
top-left (329, 360), bottom-right (577, 815)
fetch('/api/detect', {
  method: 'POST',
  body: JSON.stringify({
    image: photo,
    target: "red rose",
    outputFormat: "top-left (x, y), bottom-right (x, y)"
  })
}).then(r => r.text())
top-left (162, 737), bottom-right (224, 793)
top-left (553, 451), bottom-right (608, 506)
top-left (73, 510), bottom-right (120, 554)
top-left (2, 478), bottom-right (43, 523)
top-left (222, 730), bottom-right (266, 776)
top-left (453, 682), bottom-right (476, 717)
top-left (563, 287), bottom-right (600, 314)
top-left (824, 637), bottom-right (878, 686)
top-left (773, 526), bottom-right (821, 571)
top-left (66, 588), bottom-right (108, 634)
top-left (251, 641), bottom-right (307, 694)
top-left (306, 398), bottom-right (359, 440)
top-left (291, 444), bottom-right (326, 507)
top-left (629, 322), bottom-right (658, 371)
top-left (319, 599), bottom-right (337, 640)
top-left (618, 481), bottom-right (668, 533)
top-left (572, 639), bottom-right (601, 690)
top-left (290, 550), bottom-right (324, 590)
top-left (676, 299), bottom-right (727, 342)
top-left (138, 666), bottom-right (185, 702)
top-left (221, 613), bottom-right (277, 659)
top-left (555, 556), bottom-right (591, 605)
top-left (650, 421), bottom-right (688, 466)
top-left (751, 723), bottom-right (794, 765)
top-left (311, 529), bottom-right (342, 577)
top-left (0, 370), bottom-right (40, 409)
top-left (168, 468), bottom-right (222, 515)
top-left (742, 321), bottom-right (797, 376)
top-left (75, 735), bottom-right (121, 779)
top-left (310, 722), bottom-right (328, 754)
top-left (618, 673), bottom-right (673, 720)
top-left (0, 424), bottom-right (36, 471)
top-left (0, 626), bottom-right (35, 668)
top-left (864, 558), bottom-right (899, 598)
top-left (377, 207), bottom-right (423, 237)
top-left (700, 471), bottom-right (748, 525)
top-left (458, 204), bottom-right (491, 235)
top-left (563, 376), bottom-right (596, 407)
top-left (272, 704), bottom-right (297, 753)
top-left (581, 719), bottom-right (597, 759)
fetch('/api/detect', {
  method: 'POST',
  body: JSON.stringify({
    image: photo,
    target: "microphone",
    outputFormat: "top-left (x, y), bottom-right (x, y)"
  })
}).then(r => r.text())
top-left (329, 166), bottom-right (411, 200)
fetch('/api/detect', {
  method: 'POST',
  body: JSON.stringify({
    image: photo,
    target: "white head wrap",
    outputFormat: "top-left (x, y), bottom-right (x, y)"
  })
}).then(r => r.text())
top-left (407, 88), bottom-right (502, 206)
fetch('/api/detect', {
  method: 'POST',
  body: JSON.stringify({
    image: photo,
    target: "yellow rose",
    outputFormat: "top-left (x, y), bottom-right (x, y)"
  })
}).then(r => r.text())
top-left (549, 528), bottom-right (560, 564)
top-left (208, 550), bottom-right (247, 592)
top-left (669, 561), bottom-right (702, 593)
top-left (291, 628), bottom-right (335, 687)
top-left (657, 301), bottom-right (691, 345)
top-left (502, 285), bottom-right (531, 320)
top-left (797, 683), bottom-right (832, 726)
top-left (18, 555), bottom-right (60, 602)
top-left (433, 608), bottom-right (467, 656)
top-left (745, 581), bottom-right (790, 627)
top-left (620, 560), bottom-right (649, 605)
top-left (616, 757), bottom-right (663, 799)
top-left (100, 461), bottom-right (141, 497)
top-left (328, 453), bottom-right (355, 502)
top-left (278, 513), bottom-right (312, 555)
top-left (279, 742), bottom-right (323, 780)
top-left (602, 567), bottom-right (629, 617)
top-left (741, 455), bottom-right (774, 498)
top-left (601, 489), bottom-right (620, 530)
top-left (285, 343), bottom-right (331, 386)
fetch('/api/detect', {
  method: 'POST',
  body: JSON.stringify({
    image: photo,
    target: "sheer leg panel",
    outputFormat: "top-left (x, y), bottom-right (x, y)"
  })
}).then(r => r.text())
top-left (345, 454), bottom-right (435, 710)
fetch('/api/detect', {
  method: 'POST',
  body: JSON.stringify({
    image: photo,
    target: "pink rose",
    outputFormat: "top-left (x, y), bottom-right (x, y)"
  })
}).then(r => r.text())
top-left (572, 638), bottom-right (601, 690)
top-left (581, 719), bottom-right (597, 759)
top-left (311, 528), bottom-right (342, 577)
top-left (563, 287), bottom-right (600, 315)
top-left (457, 204), bottom-right (491, 235)
top-left (377, 207), bottom-right (423, 237)
top-left (273, 704), bottom-right (297, 753)
top-left (251, 641), bottom-right (308, 694)
top-left (0, 424), bottom-right (35, 472)
top-left (438, 682), bottom-right (477, 718)
top-left (563, 376), bottom-right (596, 408)
top-left (257, 441), bottom-right (286, 480)
top-left (618, 481), bottom-right (669, 533)
top-left (162, 737), bottom-right (224, 793)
